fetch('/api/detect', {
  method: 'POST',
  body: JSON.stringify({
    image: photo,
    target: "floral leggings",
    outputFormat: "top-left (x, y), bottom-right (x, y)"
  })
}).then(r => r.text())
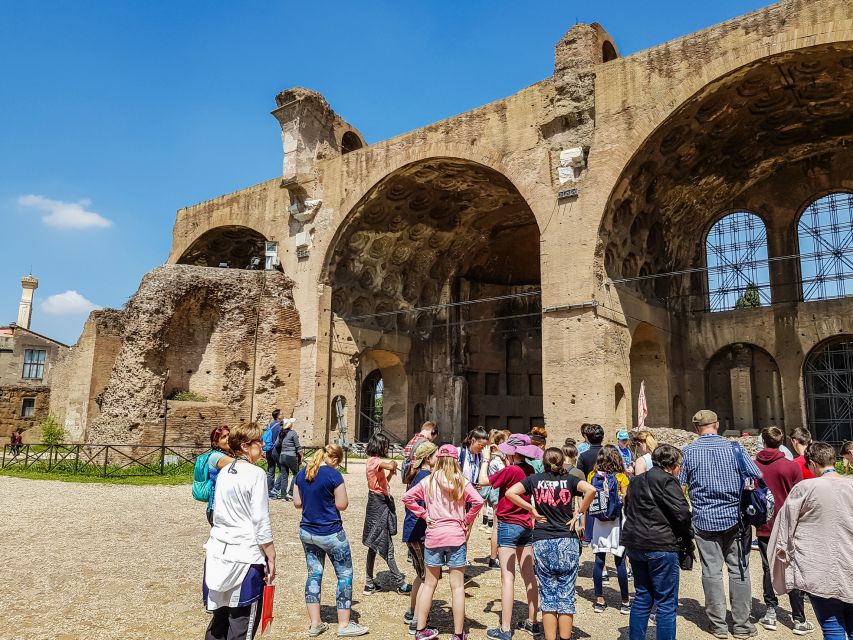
top-left (300, 528), bottom-right (354, 610)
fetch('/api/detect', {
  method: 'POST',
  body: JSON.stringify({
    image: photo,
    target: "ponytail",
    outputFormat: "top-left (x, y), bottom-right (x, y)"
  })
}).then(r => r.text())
top-left (305, 449), bottom-right (325, 482)
top-left (305, 444), bottom-right (344, 481)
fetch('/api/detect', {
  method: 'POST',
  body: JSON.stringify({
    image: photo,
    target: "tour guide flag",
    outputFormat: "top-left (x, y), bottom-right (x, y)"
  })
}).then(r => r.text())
top-left (261, 583), bottom-right (275, 635)
top-left (637, 379), bottom-right (648, 430)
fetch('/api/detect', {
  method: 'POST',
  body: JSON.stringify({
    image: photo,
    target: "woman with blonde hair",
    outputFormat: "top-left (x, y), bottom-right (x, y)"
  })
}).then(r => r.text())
top-left (403, 444), bottom-right (485, 640)
top-left (632, 430), bottom-right (658, 476)
top-left (293, 444), bottom-right (368, 637)
top-left (203, 423), bottom-right (275, 640)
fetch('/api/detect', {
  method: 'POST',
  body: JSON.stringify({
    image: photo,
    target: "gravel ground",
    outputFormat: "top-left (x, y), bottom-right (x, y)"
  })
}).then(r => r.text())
top-left (0, 464), bottom-right (811, 640)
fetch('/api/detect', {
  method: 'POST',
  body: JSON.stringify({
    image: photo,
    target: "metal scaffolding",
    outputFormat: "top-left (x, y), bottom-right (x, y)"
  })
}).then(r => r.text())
top-left (804, 338), bottom-right (853, 446)
top-left (798, 191), bottom-right (853, 302)
top-left (705, 211), bottom-right (771, 311)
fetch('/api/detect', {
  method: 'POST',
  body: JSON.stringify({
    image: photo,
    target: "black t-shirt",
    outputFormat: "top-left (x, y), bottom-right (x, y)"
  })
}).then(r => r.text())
top-left (520, 471), bottom-right (583, 542)
top-left (578, 444), bottom-right (602, 478)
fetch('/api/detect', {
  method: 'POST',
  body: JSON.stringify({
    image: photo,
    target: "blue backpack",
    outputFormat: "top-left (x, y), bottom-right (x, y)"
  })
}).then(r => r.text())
top-left (261, 425), bottom-right (276, 452)
top-left (192, 451), bottom-right (214, 502)
top-left (588, 471), bottom-right (622, 521)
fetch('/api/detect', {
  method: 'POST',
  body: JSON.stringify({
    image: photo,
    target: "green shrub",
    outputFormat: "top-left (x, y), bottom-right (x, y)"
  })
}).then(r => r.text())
top-left (169, 390), bottom-right (207, 402)
top-left (40, 414), bottom-right (65, 446)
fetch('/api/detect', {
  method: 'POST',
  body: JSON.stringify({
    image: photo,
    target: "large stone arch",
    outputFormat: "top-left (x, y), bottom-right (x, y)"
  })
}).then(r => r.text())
top-left (321, 157), bottom-right (543, 443)
top-left (176, 225), bottom-right (269, 269)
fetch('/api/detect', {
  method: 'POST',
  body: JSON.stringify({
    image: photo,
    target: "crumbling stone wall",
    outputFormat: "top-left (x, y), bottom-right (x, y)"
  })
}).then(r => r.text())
top-left (84, 264), bottom-right (301, 445)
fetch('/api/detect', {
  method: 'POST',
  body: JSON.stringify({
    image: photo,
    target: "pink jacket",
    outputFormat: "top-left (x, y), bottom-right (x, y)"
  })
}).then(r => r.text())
top-left (402, 473), bottom-right (484, 548)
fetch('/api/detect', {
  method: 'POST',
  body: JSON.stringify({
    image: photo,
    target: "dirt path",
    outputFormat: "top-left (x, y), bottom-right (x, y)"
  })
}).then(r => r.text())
top-left (0, 467), bottom-right (809, 639)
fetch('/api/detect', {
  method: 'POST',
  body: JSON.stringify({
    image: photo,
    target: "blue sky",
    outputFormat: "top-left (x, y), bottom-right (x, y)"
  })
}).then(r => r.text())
top-left (1, 0), bottom-right (768, 344)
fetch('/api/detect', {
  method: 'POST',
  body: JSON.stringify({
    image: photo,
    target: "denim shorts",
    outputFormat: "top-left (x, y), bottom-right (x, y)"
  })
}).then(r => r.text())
top-left (497, 520), bottom-right (533, 548)
top-left (424, 544), bottom-right (467, 568)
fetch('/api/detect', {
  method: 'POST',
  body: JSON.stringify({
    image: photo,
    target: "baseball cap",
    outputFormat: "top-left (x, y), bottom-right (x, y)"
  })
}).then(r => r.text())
top-left (412, 441), bottom-right (438, 468)
top-left (692, 410), bottom-right (718, 427)
top-left (436, 443), bottom-right (458, 458)
top-left (616, 430), bottom-right (630, 441)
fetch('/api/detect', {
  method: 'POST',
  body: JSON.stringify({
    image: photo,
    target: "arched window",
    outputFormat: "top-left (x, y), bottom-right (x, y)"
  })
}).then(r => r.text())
top-left (341, 131), bottom-right (363, 154)
top-left (602, 41), bottom-right (618, 63)
top-left (705, 212), bottom-right (770, 312)
top-left (797, 192), bottom-right (853, 301)
top-left (803, 337), bottom-right (853, 445)
top-left (358, 370), bottom-right (383, 442)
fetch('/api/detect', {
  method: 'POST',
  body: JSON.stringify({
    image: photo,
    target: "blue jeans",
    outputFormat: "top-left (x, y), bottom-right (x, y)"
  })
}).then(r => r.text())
top-left (497, 520), bottom-right (533, 548)
top-left (300, 528), bottom-right (354, 610)
top-left (809, 595), bottom-right (853, 640)
top-left (424, 544), bottom-right (467, 568)
top-left (594, 552), bottom-right (629, 600)
top-left (627, 549), bottom-right (680, 640)
top-left (266, 452), bottom-right (279, 492)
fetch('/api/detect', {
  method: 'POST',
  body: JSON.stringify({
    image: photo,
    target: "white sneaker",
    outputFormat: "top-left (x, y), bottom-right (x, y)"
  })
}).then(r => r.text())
top-left (792, 622), bottom-right (815, 636)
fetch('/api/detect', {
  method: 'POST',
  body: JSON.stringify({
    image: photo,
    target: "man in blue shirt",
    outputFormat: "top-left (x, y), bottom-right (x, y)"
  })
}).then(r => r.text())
top-left (265, 409), bottom-right (283, 498)
top-left (680, 410), bottom-right (761, 640)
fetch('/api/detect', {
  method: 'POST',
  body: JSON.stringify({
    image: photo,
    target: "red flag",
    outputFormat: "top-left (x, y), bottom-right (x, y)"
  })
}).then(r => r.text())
top-left (637, 380), bottom-right (648, 430)
top-left (260, 583), bottom-right (275, 635)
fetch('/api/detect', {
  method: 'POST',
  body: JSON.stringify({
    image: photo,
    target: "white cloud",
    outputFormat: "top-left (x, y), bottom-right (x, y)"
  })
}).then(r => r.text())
top-left (18, 194), bottom-right (113, 229)
top-left (41, 290), bottom-right (102, 315)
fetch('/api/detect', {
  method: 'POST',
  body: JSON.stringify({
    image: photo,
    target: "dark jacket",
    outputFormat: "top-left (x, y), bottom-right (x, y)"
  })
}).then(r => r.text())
top-left (277, 427), bottom-right (302, 459)
top-left (622, 466), bottom-right (692, 552)
top-left (754, 448), bottom-right (802, 536)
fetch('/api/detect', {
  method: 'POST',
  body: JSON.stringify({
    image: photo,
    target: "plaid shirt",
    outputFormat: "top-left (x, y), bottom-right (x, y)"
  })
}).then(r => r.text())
top-left (679, 434), bottom-right (761, 532)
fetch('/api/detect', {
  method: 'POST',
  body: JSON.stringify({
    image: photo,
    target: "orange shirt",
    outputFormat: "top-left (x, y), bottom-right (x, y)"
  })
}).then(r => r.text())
top-left (366, 457), bottom-right (390, 495)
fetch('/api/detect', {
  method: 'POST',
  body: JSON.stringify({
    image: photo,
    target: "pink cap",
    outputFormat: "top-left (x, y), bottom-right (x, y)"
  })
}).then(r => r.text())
top-left (436, 443), bottom-right (458, 458)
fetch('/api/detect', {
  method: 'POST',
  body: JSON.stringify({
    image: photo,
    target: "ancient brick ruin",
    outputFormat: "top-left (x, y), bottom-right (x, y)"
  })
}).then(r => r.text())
top-left (48, 0), bottom-right (853, 447)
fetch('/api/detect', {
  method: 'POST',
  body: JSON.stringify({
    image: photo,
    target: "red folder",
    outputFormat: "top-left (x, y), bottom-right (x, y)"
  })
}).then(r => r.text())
top-left (261, 583), bottom-right (275, 635)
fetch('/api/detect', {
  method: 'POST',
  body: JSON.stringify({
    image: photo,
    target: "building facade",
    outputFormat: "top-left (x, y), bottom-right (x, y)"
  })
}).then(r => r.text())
top-left (51, 0), bottom-right (853, 447)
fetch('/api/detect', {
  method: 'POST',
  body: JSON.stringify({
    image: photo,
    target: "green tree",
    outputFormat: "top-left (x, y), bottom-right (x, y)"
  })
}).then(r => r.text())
top-left (735, 283), bottom-right (762, 309)
top-left (40, 414), bottom-right (65, 445)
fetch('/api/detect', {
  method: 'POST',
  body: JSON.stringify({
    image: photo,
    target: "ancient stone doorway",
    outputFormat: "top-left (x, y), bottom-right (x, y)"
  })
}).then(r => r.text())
top-left (705, 343), bottom-right (782, 433)
top-left (358, 369), bottom-right (383, 442)
top-left (326, 158), bottom-right (542, 442)
top-left (629, 323), bottom-right (669, 428)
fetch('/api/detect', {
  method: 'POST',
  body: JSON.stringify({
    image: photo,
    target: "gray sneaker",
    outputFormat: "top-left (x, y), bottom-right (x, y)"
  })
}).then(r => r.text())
top-left (732, 627), bottom-right (758, 640)
top-left (309, 622), bottom-right (330, 637)
top-left (759, 608), bottom-right (777, 631)
top-left (337, 622), bottom-right (369, 637)
top-left (792, 622), bottom-right (815, 636)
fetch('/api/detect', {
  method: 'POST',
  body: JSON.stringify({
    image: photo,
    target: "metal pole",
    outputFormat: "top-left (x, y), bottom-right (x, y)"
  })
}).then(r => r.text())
top-left (160, 397), bottom-right (168, 475)
top-left (103, 446), bottom-right (109, 477)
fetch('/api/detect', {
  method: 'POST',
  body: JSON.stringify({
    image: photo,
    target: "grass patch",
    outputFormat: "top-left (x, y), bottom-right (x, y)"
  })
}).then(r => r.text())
top-left (0, 465), bottom-right (193, 485)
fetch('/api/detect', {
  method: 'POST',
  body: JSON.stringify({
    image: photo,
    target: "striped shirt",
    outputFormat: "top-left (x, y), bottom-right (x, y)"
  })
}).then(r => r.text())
top-left (679, 434), bottom-right (760, 532)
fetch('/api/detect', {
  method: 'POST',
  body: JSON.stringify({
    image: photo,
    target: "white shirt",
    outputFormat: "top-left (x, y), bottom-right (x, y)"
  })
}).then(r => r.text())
top-left (204, 460), bottom-right (272, 608)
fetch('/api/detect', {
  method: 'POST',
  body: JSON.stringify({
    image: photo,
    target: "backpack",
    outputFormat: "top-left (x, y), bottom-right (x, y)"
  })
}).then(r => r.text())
top-left (730, 442), bottom-right (775, 528)
top-left (192, 451), bottom-right (214, 502)
top-left (261, 425), bottom-right (276, 452)
top-left (588, 471), bottom-right (622, 521)
top-left (400, 435), bottom-right (427, 483)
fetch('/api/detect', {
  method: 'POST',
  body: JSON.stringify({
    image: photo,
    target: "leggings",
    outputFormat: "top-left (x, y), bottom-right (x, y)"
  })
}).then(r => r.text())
top-left (366, 545), bottom-right (404, 585)
top-left (594, 552), bottom-right (629, 600)
top-left (205, 601), bottom-right (261, 640)
top-left (301, 528), bottom-right (354, 610)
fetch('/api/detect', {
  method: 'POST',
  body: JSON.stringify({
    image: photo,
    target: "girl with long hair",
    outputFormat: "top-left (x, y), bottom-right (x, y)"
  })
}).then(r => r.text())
top-left (478, 434), bottom-right (544, 640)
top-left (588, 445), bottom-right (631, 614)
top-left (293, 444), bottom-right (367, 637)
top-left (506, 447), bottom-right (597, 640)
top-left (403, 444), bottom-right (484, 640)
top-left (362, 432), bottom-right (411, 595)
top-left (482, 430), bottom-right (509, 568)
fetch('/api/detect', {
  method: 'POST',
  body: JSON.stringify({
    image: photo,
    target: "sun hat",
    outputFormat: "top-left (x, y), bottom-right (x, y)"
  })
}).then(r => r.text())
top-left (692, 409), bottom-right (718, 427)
top-left (436, 443), bottom-right (458, 459)
top-left (497, 434), bottom-right (530, 456)
top-left (616, 430), bottom-right (630, 441)
top-left (412, 441), bottom-right (438, 468)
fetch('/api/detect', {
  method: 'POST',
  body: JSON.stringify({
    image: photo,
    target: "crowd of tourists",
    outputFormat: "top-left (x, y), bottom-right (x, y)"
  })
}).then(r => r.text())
top-left (194, 410), bottom-right (853, 640)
